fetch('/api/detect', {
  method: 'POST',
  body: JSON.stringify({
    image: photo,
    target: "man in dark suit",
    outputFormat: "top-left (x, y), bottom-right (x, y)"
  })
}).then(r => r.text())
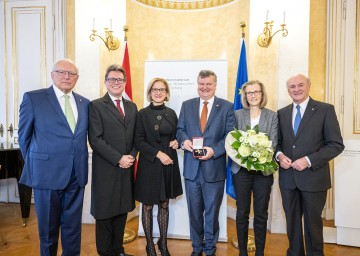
top-left (177, 70), bottom-right (235, 256)
top-left (19, 59), bottom-right (90, 256)
top-left (88, 64), bottom-right (137, 256)
top-left (276, 74), bottom-right (344, 256)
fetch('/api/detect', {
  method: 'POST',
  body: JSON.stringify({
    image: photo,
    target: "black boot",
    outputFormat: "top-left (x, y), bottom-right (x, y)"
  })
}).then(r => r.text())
top-left (142, 204), bottom-right (157, 256)
top-left (157, 200), bottom-right (171, 256)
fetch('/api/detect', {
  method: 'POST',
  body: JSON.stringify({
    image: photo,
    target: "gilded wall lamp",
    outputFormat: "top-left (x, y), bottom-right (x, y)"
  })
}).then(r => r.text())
top-left (257, 11), bottom-right (288, 48)
top-left (89, 18), bottom-right (120, 51)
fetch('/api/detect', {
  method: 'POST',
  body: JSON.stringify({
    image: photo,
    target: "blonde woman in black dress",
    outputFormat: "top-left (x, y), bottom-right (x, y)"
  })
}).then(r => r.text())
top-left (135, 78), bottom-right (183, 256)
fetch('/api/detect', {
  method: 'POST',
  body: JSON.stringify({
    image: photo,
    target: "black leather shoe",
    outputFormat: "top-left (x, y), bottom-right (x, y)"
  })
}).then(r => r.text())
top-left (191, 252), bottom-right (203, 256)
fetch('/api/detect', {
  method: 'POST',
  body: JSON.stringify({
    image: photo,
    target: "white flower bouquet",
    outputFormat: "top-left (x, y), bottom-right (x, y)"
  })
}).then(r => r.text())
top-left (225, 125), bottom-right (278, 176)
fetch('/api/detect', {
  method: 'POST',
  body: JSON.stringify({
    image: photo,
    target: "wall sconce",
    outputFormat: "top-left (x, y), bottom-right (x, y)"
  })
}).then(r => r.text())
top-left (257, 11), bottom-right (288, 48)
top-left (89, 19), bottom-right (120, 51)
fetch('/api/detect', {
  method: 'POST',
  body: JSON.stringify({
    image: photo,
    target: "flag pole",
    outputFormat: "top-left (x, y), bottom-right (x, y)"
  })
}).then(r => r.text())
top-left (240, 21), bottom-right (246, 38)
top-left (123, 25), bottom-right (128, 42)
top-left (121, 24), bottom-right (137, 244)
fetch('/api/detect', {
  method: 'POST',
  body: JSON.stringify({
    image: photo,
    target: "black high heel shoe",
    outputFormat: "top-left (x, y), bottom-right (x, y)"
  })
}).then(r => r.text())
top-left (157, 239), bottom-right (171, 256)
top-left (146, 244), bottom-right (157, 256)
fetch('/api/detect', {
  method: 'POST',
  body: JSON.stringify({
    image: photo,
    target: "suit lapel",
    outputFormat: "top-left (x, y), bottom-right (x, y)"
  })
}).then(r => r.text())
top-left (122, 97), bottom-right (133, 126)
top-left (205, 96), bottom-right (220, 132)
top-left (73, 92), bottom-right (85, 134)
top-left (258, 109), bottom-right (268, 131)
top-left (242, 109), bottom-right (251, 130)
top-left (193, 98), bottom-right (201, 132)
top-left (296, 98), bottom-right (317, 138)
top-left (47, 86), bottom-right (70, 130)
top-left (283, 104), bottom-right (294, 139)
top-left (103, 93), bottom-right (125, 125)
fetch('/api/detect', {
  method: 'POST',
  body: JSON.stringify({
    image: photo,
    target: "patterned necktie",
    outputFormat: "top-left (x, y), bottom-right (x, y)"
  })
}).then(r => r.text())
top-left (293, 105), bottom-right (301, 135)
top-left (115, 99), bottom-right (125, 119)
top-left (200, 101), bottom-right (208, 133)
top-left (64, 94), bottom-right (76, 133)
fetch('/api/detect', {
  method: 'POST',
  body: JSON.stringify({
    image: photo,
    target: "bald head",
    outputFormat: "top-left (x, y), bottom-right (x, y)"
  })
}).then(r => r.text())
top-left (51, 59), bottom-right (79, 94)
top-left (286, 74), bottom-right (311, 104)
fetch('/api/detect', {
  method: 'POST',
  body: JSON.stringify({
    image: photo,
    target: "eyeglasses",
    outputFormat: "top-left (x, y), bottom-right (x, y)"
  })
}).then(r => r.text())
top-left (106, 78), bottom-right (126, 84)
top-left (53, 70), bottom-right (78, 77)
top-left (151, 88), bottom-right (166, 93)
top-left (246, 90), bottom-right (262, 96)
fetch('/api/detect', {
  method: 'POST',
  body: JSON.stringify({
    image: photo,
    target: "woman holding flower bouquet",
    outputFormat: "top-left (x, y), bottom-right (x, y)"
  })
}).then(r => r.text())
top-left (229, 80), bottom-right (278, 256)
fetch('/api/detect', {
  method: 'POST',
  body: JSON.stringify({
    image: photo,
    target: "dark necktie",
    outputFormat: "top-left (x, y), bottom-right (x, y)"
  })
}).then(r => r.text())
top-left (293, 105), bottom-right (301, 135)
top-left (200, 101), bottom-right (208, 133)
top-left (115, 99), bottom-right (125, 119)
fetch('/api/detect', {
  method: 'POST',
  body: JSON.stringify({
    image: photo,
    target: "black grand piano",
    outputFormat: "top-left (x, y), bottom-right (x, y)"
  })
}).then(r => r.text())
top-left (0, 141), bottom-right (32, 226)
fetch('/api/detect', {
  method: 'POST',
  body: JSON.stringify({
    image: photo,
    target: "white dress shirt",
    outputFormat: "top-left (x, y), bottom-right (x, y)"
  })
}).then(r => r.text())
top-left (53, 85), bottom-right (78, 122)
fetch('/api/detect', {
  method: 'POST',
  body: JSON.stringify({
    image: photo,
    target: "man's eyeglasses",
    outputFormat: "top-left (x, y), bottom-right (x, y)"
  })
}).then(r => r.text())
top-left (246, 90), bottom-right (262, 96)
top-left (106, 78), bottom-right (126, 84)
top-left (53, 70), bottom-right (78, 77)
top-left (151, 88), bottom-right (166, 93)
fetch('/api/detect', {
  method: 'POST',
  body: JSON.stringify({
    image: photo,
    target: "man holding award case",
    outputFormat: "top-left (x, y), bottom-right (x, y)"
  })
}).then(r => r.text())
top-left (177, 70), bottom-right (235, 256)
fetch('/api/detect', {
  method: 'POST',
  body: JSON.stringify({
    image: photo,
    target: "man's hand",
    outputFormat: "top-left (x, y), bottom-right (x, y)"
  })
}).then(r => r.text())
top-left (199, 146), bottom-right (214, 160)
top-left (278, 153), bottom-right (292, 169)
top-left (183, 139), bottom-right (193, 152)
top-left (291, 157), bottom-right (309, 172)
top-left (119, 155), bottom-right (135, 169)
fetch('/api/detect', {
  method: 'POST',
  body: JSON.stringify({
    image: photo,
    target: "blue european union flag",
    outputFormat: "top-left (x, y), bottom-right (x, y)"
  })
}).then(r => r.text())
top-left (226, 39), bottom-right (248, 199)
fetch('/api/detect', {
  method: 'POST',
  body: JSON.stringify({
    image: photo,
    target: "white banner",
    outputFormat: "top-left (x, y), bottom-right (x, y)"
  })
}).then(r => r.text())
top-left (139, 60), bottom-right (228, 241)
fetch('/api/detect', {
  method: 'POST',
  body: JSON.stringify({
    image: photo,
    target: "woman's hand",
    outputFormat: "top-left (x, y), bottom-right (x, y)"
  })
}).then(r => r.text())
top-left (169, 139), bottom-right (179, 150)
top-left (157, 151), bottom-right (173, 165)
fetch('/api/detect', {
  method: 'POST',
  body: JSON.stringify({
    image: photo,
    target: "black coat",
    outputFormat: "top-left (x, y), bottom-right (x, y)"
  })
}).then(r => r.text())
top-left (134, 103), bottom-right (183, 204)
top-left (88, 93), bottom-right (138, 219)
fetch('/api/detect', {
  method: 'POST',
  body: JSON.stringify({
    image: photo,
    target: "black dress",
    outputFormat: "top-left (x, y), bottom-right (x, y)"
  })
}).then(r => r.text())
top-left (134, 103), bottom-right (183, 205)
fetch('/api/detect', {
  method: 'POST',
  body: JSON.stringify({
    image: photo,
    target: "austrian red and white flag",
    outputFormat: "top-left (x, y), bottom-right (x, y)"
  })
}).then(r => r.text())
top-left (122, 42), bottom-right (133, 101)
top-left (122, 41), bottom-right (138, 178)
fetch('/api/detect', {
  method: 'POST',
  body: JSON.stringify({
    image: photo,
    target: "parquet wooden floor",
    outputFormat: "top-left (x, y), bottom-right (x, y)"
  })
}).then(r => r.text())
top-left (1, 203), bottom-right (359, 255)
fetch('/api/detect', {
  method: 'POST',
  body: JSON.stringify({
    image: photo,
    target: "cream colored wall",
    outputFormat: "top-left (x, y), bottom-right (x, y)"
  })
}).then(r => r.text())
top-left (127, 0), bottom-right (249, 108)
top-left (66, 0), bottom-right (75, 61)
top-left (67, 0), bottom-right (327, 211)
top-left (309, 0), bottom-right (327, 101)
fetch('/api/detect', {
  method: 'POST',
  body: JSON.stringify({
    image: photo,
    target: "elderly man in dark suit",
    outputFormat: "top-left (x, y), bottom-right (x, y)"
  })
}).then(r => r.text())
top-left (88, 64), bottom-right (138, 256)
top-left (276, 74), bottom-right (344, 256)
top-left (19, 59), bottom-right (90, 256)
top-left (177, 70), bottom-right (235, 256)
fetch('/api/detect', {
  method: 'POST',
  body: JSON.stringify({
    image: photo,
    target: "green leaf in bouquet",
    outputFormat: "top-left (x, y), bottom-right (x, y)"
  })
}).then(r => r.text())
top-left (253, 124), bottom-right (260, 134)
top-left (270, 161), bottom-right (279, 171)
top-left (230, 128), bottom-right (241, 140)
top-left (231, 141), bottom-right (241, 149)
top-left (264, 163), bottom-right (273, 172)
top-left (254, 163), bottom-right (265, 171)
top-left (261, 168), bottom-right (273, 176)
top-left (241, 158), bottom-right (247, 165)
top-left (246, 161), bottom-right (252, 170)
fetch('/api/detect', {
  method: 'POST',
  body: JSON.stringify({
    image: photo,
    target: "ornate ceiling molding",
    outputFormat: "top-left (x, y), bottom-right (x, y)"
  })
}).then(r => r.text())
top-left (135, 0), bottom-right (236, 10)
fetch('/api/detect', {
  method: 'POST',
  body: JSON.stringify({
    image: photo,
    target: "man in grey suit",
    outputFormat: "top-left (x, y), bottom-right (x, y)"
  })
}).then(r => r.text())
top-left (276, 74), bottom-right (344, 256)
top-left (88, 64), bottom-right (137, 256)
top-left (177, 70), bottom-right (235, 256)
